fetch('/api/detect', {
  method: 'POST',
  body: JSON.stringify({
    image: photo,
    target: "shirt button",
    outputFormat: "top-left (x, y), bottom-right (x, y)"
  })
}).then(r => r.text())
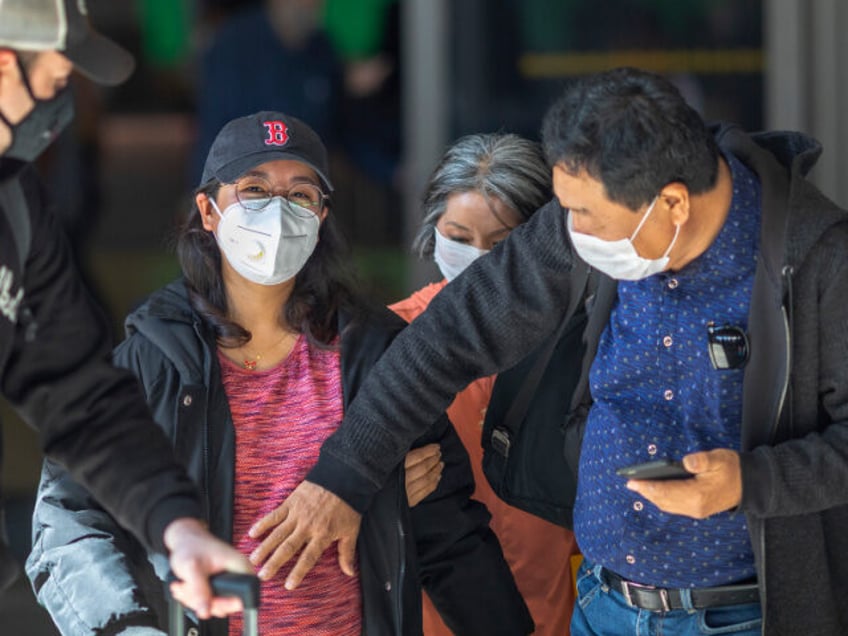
top-left (626, 554), bottom-right (636, 565)
top-left (647, 444), bottom-right (658, 455)
top-left (633, 501), bottom-right (644, 511)
top-left (663, 389), bottom-right (674, 400)
top-left (182, 394), bottom-right (193, 407)
top-left (662, 335), bottom-right (673, 347)
top-left (667, 278), bottom-right (679, 289)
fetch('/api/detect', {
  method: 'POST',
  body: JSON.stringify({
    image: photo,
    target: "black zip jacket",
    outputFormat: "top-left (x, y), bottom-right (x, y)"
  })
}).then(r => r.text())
top-left (306, 124), bottom-right (848, 635)
top-left (26, 280), bottom-right (532, 635)
top-left (0, 158), bottom-right (199, 575)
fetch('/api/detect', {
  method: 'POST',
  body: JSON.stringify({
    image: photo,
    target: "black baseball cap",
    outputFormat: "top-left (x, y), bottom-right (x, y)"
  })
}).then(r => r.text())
top-left (201, 111), bottom-right (334, 192)
top-left (0, 0), bottom-right (135, 86)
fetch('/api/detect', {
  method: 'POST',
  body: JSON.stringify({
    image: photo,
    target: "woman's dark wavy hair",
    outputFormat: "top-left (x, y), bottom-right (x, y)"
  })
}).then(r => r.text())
top-left (541, 67), bottom-right (720, 211)
top-left (177, 181), bottom-right (369, 349)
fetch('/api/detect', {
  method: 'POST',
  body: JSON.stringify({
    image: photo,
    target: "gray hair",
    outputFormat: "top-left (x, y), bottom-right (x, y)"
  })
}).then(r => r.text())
top-left (412, 133), bottom-right (551, 259)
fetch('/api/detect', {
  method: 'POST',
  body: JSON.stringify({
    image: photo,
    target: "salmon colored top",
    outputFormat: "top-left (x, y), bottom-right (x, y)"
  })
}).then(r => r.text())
top-left (390, 281), bottom-right (579, 636)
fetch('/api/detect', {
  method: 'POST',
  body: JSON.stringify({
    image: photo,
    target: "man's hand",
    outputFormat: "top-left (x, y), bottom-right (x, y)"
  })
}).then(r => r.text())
top-left (247, 480), bottom-right (361, 590)
top-left (404, 443), bottom-right (443, 507)
top-left (625, 449), bottom-right (742, 518)
top-left (164, 517), bottom-right (254, 619)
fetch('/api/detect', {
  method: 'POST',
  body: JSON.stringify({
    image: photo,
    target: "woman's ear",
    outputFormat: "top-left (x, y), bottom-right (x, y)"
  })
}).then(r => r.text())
top-left (317, 202), bottom-right (330, 225)
top-left (196, 192), bottom-right (218, 232)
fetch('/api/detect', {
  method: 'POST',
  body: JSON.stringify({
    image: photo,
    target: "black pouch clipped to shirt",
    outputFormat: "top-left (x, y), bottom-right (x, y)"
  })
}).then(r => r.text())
top-left (481, 265), bottom-right (590, 528)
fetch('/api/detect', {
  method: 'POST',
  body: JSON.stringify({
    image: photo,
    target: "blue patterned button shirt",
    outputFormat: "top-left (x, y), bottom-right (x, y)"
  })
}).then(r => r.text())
top-left (573, 154), bottom-right (761, 588)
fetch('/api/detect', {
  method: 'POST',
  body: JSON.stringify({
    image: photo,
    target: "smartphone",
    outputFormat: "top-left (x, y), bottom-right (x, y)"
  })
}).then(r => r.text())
top-left (616, 459), bottom-right (693, 481)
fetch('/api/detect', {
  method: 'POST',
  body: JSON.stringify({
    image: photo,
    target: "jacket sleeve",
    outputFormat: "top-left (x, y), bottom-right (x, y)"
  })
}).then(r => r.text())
top-left (26, 459), bottom-right (168, 636)
top-left (308, 198), bottom-right (578, 511)
top-left (740, 219), bottom-right (848, 517)
top-left (24, 333), bottom-right (178, 635)
top-left (1, 168), bottom-right (200, 553)
top-left (410, 417), bottom-right (534, 635)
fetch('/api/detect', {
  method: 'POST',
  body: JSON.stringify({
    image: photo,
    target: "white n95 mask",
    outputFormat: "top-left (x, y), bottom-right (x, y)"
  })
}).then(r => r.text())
top-left (210, 197), bottom-right (320, 285)
top-left (566, 197), bottom-right (679, 281)
top-left (433, 227), bottom-right (489, 281)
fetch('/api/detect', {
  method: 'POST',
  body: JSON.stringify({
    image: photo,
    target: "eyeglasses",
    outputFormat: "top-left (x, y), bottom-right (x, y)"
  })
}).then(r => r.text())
top-left (230, 175), bottom-right (327, 218)
top-left (706, 322), bottom-right (749, 370)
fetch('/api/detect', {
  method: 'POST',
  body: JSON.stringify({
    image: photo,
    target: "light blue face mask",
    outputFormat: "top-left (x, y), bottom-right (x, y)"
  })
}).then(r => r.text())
top-left (433, 227), bottom-right (489, 281)
top-left (566, 197), bottom-right (679, 281)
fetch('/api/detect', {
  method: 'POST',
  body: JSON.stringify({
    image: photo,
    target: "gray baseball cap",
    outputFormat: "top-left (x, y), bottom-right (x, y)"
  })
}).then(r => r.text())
top-left (201, 111), bottom-right (334, 192)
top-left (0, 0), bottom-right (135, 86)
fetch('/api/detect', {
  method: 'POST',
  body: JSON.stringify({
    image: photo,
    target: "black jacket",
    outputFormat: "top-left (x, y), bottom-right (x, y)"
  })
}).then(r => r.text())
top-left (0, 158), bottom-right (199, 581)
top-left (26, 280), bottom-right (532, 635)
top-left (306, 125), bottom-right (848, 635)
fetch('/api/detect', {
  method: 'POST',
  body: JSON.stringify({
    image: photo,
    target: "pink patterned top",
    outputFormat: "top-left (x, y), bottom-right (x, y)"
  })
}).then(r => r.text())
top-left (218, 335), bottom-right (361, 636)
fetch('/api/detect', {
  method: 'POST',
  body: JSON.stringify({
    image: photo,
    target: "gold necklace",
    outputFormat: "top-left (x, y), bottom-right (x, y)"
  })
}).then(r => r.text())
top-left (240, 332), bottom-right (292, 370)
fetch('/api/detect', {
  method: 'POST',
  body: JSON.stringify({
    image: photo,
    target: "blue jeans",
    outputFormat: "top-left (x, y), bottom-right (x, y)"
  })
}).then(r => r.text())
top-left (571, 560), bottom-right (763, 636)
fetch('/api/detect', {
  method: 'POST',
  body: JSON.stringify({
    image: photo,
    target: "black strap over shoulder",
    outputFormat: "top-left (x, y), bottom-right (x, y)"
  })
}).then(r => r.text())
top-left (499, 263), bottom-right (590, 442)
top-left (482, 262), bottom-right (592, 527)
top-left (0, 177), bottom-right (31, 270)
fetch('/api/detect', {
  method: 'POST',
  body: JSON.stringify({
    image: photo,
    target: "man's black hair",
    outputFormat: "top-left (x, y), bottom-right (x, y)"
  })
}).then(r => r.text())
top-left (541, 67), bottom-right (719, 210)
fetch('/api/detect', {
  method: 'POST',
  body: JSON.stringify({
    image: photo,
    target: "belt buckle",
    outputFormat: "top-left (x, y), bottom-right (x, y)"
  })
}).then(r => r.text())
top-left (621, 580), bottom-right (672, 612)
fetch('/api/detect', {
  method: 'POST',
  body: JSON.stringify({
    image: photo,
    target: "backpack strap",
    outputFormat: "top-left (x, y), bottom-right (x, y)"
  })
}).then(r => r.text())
top-left (490, 262), bottom-right (591, 458)
top-left (0, 178), bottom-right (31, 270)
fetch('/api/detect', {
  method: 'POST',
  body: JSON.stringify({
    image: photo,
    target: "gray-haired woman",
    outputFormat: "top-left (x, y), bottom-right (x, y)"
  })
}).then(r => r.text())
top-left (391, 132), bottom-right (581, 636)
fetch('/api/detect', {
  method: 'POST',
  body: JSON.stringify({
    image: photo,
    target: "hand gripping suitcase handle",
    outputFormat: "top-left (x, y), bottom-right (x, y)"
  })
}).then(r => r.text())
top-left (168, 572), bottom-right (261, 635)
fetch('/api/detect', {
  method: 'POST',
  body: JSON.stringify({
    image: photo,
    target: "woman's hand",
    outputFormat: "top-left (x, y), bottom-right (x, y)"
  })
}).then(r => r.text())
top-left (404, 443), bottom-right (443, 507)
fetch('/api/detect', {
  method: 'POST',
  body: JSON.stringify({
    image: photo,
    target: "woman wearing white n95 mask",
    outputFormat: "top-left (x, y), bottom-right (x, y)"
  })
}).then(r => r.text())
top-left (206, 167), bottom-right (325, 286)
top-left (391, 133), bottom-right (582, 636)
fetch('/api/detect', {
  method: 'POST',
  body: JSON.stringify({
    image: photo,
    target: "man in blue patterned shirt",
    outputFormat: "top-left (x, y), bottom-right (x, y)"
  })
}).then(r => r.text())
top-left (252, 67), bottom-right (848, 636)
top-left (546, 69), bottom-right (766, 635)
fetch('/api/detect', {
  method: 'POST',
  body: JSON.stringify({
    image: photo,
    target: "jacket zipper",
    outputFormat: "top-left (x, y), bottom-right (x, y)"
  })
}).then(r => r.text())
top-left (776, 265), bottom-right (794, 440)
top-left (394, 470), bottom-right (406, 635)
top-left (195, 321), bottom-right (214, 636)
top-left (759, 265), bottom-right (794, 635)
top-left (198, 322), bottom-right (213, 524)
top-left (771, 305), bottom-right (792, 443)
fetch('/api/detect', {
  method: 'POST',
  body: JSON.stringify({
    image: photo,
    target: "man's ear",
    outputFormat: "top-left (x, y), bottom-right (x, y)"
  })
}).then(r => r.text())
top-left (0, 49), bottom-right (18, 77)
top-left (659, 182), bottom-right (690, 226)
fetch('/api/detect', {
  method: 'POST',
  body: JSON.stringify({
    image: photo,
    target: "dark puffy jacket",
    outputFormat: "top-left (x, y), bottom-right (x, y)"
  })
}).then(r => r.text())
top-left (26, 280), bottom-right (532, 635)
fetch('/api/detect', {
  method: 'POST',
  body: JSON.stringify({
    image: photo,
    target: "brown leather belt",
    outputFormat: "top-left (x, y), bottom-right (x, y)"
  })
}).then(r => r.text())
top-left (600, 568), bottom-right (760, 612)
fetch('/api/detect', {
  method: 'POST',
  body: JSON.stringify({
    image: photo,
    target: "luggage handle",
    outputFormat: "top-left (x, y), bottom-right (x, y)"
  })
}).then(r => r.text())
top-left (168, 572), bottom-right (261, 636)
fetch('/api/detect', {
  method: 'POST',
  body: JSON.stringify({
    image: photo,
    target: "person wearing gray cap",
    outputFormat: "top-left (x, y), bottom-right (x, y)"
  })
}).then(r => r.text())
top-left (0, 0), bottom-right (251, 618)
top-left (26, 110), bottom-right (534, 635)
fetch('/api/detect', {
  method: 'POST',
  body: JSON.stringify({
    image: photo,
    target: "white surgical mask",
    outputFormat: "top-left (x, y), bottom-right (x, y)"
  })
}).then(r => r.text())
top-left (566, 197), bottom-right (679, 281)
top-left (433, 227), bottom-right (489, 281)
top-left (211, 197), bottom-right (320, 285)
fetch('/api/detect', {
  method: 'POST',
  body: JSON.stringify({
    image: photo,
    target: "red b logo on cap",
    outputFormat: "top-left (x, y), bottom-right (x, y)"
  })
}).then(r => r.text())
top-left (263, 121), bottom-right (289, 146)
